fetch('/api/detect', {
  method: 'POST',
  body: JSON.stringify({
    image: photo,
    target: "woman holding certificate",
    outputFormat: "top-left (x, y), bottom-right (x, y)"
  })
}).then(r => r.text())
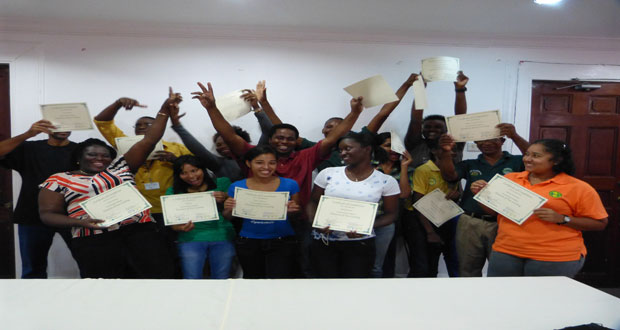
top-left (223, 145), bottom-right (301, 279)
top-left (471, 139), bottom-right (608, 277)
top-left (38, 89), bottom-right (181, 279)
top-left (166, 155), bottom-right (235, 279)
top-left (308, 131), bottom-right (400, 278)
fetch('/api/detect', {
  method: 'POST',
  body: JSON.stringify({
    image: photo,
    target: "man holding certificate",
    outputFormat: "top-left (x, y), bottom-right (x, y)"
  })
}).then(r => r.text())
top-left (438, 123), bottom-right (529, 277)
top-left (470, 139), bottom-right (608, 277)
top-left (38, 89), bottom-right (181, 279)
top-left (307, 131), bottom-right (400, 278)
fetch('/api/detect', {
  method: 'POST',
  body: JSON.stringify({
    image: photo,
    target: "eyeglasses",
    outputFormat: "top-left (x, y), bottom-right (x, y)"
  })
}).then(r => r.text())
top-left (133, 123), bottom-right (153, 129)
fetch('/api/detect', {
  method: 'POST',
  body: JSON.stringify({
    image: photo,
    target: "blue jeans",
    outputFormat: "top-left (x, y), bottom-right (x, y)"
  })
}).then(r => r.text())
top-left (18, 224), bottom-right (73, 278)
top-left (371, 223), bottom-right (395, 278)
top-left (488, 250), bottom-right (585, 278)
top-left (177, 240), bottom-right (235, 279)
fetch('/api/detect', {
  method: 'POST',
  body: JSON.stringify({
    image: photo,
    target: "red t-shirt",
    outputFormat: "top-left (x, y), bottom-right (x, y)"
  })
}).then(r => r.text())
top-left (236, 140), bottom-right (328, 207)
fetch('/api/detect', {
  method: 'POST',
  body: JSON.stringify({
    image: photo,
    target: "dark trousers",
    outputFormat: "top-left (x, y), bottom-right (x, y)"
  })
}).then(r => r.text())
top-left (235, 236), bottom-right (297, 279)
top-left (311, 238), bottom-right (376, 278)
top-left (18, 223), bottom-right (75, 278)
top-left (71, 222), bottom-right (174, 279)
top-left (425, 217), bottom-right (459, 277)
top-left (402, 210), bottom-right (429, 277)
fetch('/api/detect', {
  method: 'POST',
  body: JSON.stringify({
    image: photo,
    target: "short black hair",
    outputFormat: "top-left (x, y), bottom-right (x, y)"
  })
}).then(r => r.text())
top-left (268, 123), bottom-right (299, 139)
top-left (531, 139), bottom-right (576, 175)
top-left (172, 155), bottom-right (217, 194)
top-left (243, 145), bottom-right (277, 163)
top-left (337, 130), bottom-right (388, 163)
top-left (70, 138), bottom-right (117, 169)
top-left (423, 114), bottom-right (446, 123)
top-left (324, 117), bottom-right (344, 125)
top-left (136, 116), bottom-right (156, 122)
top-left (213, 125), bottom-right (251, 143)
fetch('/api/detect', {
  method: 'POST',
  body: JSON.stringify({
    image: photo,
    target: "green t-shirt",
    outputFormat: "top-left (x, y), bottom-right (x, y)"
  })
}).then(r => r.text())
top-left (165, 177), bottom-right (236, 243)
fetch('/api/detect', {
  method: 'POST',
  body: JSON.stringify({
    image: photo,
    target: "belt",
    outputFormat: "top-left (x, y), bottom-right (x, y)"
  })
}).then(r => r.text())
top-left (465, 212), bottom-right (497, 222)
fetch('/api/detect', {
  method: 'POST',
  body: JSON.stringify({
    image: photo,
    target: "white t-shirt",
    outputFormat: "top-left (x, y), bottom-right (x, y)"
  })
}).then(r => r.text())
top-left (312, 166), bottom-right (400, 241)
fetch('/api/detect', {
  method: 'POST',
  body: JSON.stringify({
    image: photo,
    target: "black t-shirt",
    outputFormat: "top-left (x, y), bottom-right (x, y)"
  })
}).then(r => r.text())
top-left (0, 140), bottom-right (77, 224)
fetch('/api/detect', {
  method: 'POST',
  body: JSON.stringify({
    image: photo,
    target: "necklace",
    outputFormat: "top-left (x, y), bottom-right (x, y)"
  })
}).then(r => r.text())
top-left (345, 167), bottom-right (373, 182)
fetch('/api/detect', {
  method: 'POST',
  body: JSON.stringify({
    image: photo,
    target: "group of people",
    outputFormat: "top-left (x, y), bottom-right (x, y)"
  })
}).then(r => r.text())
top-left (0, 72), bottom-right (608, 280)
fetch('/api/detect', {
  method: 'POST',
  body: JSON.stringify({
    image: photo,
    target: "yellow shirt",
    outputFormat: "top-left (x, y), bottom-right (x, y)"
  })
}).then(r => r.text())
top-left (412, 160), bottom-right (453, 196)
top-left (94, 119), bottom-right (192, 213)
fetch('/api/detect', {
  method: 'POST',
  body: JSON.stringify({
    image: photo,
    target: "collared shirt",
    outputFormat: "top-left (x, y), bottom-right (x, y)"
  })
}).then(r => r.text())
top-left (493, 171), bottom-right (608, 262)
top-left (455, 151), bottom-right (524, 214)
top-left (413, 160), bottom-right (455, 196)
top-left (94, 119), bottom-right (192, 213)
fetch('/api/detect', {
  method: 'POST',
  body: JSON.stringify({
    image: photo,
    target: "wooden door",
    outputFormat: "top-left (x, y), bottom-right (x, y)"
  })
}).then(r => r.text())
top-left (0, 64), bottom-right (15, 278)
top-left (530, 80), bottom-right (620, 286)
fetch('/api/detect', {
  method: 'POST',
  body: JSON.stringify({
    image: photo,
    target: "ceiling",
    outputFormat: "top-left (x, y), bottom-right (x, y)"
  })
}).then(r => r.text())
top-left (1, 0), bottom-right (619, 44)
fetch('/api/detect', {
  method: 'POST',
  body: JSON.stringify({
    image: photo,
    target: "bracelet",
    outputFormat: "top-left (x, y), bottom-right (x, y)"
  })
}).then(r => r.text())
top-left (157, 112), bottom-right (168, 117)
top-left (455, 87), bottom-right (467, 92)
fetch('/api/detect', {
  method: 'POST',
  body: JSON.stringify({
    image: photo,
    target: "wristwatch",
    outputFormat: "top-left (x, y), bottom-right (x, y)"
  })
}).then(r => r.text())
top-left (558, 215), bottom-right (571, 225)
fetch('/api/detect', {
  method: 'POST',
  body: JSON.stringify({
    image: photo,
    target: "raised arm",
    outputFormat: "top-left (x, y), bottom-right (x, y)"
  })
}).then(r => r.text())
top-left (255, 80), bottom-right (282, 126)
top-left (497, 123), bottom-right (530, 154)
top-left (404, 99), bottom-right (424, 151)
top-left (366, 73), bottom-right (417, 133)
top-left (124, 88), bottom-right (178, 172)
top-left (319, 97), bottom-right (364, 157)
top-left (454, 71), bottom-right (468, 115)
top-left (171, 123), bottom-right (222, 172)
top-left (398, 151), bottom-right (413, 199)
top-left (437, 134), bottom-right (459, 182)
top-left (241, 89), bottom-right (274, 145)
top-left (0, 120), bottom-right (55, 156)
top-left (93, 97), bottom-right (146, 121)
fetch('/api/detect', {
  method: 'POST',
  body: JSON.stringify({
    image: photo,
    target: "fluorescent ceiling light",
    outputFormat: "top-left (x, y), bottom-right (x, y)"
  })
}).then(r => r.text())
top-left (534, 0), bottom-right (563, 5)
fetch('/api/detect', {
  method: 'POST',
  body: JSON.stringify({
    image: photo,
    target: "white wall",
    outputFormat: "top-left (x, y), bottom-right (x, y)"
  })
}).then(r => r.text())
top-left (2, 31), bottom-right (620, 278)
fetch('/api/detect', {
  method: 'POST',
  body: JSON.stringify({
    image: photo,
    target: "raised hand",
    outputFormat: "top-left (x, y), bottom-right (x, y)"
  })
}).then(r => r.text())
top-left (256, 80), bottom-right (267, 104)
top-left (438, 134), bottom-right (456, 152)
top-left (241, 89), bottom-right (260, 109)
top-left (192, 82), bottom-right (216, 110)
top-left (27, 119), bottom-right (56, 137)
top-left (496, 123), bottom-right (517, 139)
top-left (169, 99), bottom-right (186, 126)
top-left (405, 73), bottom-right (420, 86)
top-left (161, 87), bottom-right (183, 115)
top-left (454, 71), bottom-right (469, 89)
top-left (401, 150), bottom-right (413, 169)
top-left (118, 97), bottom-right (147, 110)
top-left (350, 96), bottom-right (364, 114)
top-left (152, 150), bottom-right (177, 163)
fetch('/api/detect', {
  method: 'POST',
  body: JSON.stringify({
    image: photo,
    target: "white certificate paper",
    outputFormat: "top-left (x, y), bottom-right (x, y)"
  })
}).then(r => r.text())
top-left (412, 76), bottom-right (428, 109)
top-left (421, 57), bottom-right (460, 82)
top-left (413, 188), bottom-right (464, 227)
top-left (312, 195), bottom-right (378, 236)
top-left (474, 174), bottom-right (548, 225)
top-left (389, 130), bottom-right (407, 155)
top-left (232, 187), bottom-right (289, 221)
top-left (114, 136), bottom-right (164, 160)
top-left (40, 103), bottom-right (94, 132)
top-left (218, 90), bottom-right (252, 122)
top-left (160, 192), bottom-right (220, 226)
top-left (79, 182), bottom-right (152, 227)
top-left (446, 110), bottom-right (502, 142)
top-left (344, 75), bottom-right (399, 108)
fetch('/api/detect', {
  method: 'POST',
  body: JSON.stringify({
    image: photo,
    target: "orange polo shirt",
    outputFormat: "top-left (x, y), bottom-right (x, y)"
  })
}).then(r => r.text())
top-left (493, 171), bottom-right (608, 262)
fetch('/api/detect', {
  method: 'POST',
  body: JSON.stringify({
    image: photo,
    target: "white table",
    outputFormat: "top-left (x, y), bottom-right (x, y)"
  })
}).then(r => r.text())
top-left (1, 277), bottom-right (618, 330)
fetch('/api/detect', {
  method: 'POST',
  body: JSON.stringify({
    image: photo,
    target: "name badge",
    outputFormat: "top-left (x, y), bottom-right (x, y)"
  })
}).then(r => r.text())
top-left (144, 182), bottom-right (160, 190)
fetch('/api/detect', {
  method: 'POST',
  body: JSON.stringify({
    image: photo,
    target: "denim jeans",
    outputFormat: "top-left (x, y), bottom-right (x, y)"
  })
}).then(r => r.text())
top-left (177, 240), bottom-right (236, 279)
top-left (488, 250), bottom-right (586, 278)
top-left (371, 223), bottom-right (395, 278)
top-left (18, 223), bottom-right (73, 278)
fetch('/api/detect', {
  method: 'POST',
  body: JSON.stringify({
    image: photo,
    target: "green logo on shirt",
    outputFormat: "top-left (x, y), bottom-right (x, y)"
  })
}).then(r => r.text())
top-left (429, 178), bottom-right (437, 186)
top-left (502, 168), bottom-right (514, 174)
top-left (549, 191), bottom-right (563, 198)
top-left (470, 170), bottom-right (482, 177)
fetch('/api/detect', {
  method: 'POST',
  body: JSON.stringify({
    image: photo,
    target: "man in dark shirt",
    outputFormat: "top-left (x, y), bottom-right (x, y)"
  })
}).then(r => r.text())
top-left (0, 120), bottom-right (77, 278)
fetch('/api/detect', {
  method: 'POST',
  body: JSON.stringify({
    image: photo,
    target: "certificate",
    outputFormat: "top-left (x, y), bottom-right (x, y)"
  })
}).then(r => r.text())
top-left (413, 188), bottom-right (464, 227)
top-left (446, 110), bottom-right (502, 142)
top-left (421, 57), bottom-right (460, 82)
top-left (344, 75), bottom-right (399, 108)
top-left (312, 196), bottom-right (378, 236)
top-left (217, 90), bottom-right (252, 122)
top-left (40, 103), bottom-right (93, 131)
top-left (232, 187), bottom-right (289, 220)
top-left (114, 136), bottom-right (164, 160)
top-left (474, 174), bottom-right (548, 225)
top-left (412, 76), bottom-right (428, 109)
top-left (79, 182), bottom-right (152, 227)
top-left (389, 130), bottom-right (407, 155)
top-left (160, 192), bottom-right (220, 226)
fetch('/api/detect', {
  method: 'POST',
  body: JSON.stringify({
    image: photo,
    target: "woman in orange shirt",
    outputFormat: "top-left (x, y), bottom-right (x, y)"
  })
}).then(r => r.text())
top-left (470, 139), bottom-right (608, 277)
